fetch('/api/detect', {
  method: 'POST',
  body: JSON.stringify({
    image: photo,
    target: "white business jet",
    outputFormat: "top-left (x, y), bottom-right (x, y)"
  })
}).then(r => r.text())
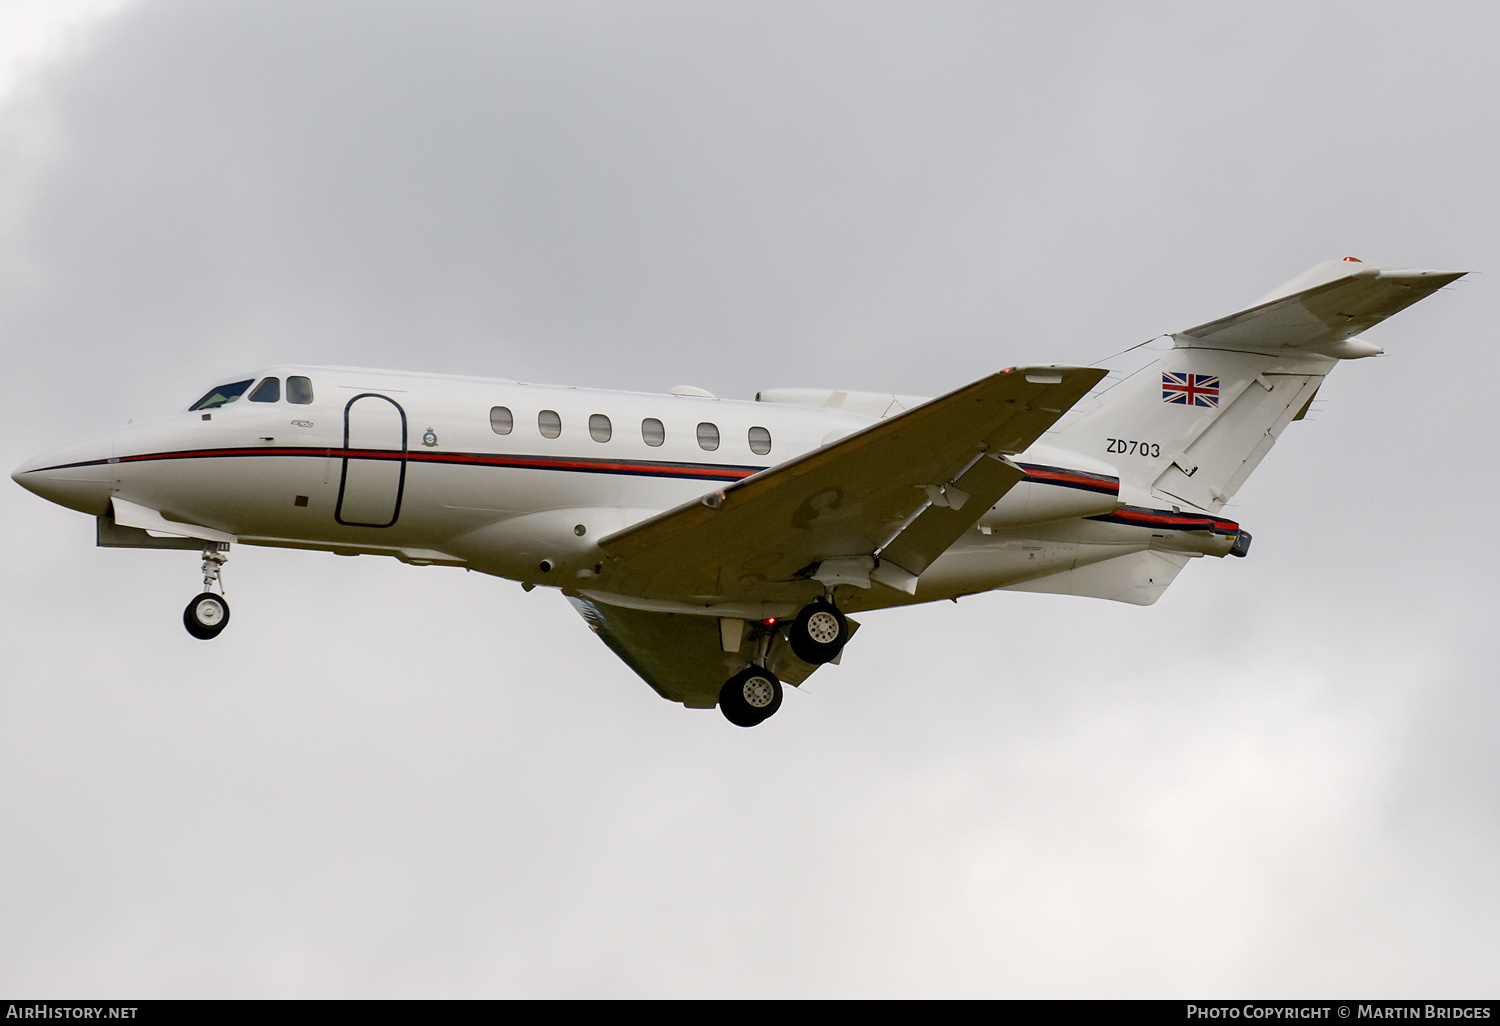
top-left (12, 259), bottom-right (1462, 725)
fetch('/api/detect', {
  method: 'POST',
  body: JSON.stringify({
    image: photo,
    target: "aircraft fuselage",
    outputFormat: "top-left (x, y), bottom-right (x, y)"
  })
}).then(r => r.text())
top-left (13, 364), bottom-right (1236, 620)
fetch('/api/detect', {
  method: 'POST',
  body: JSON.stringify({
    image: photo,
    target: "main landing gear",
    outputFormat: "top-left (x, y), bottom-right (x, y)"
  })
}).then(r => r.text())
top-left (717, 598), bottom-right (851, 727)
top-left (719, 666), bottom-right (783, 728)
top-left (788, 599), bottom-right (849, 665)
top-left (183, 546), bottom-right (231, 640)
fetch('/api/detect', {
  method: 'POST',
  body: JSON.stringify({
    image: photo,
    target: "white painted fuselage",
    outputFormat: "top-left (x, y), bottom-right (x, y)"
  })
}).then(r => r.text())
top-left (13, 364), bottom-right (1236, 618)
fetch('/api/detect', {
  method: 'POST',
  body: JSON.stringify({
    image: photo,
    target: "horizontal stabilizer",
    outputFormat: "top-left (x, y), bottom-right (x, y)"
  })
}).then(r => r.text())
top-left (1176, 259), bottom-right (1464, 357)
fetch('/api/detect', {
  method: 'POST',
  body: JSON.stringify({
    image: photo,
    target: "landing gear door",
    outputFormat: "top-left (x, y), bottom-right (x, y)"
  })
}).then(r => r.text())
top-left (336, 393), bottom-right (407, 528)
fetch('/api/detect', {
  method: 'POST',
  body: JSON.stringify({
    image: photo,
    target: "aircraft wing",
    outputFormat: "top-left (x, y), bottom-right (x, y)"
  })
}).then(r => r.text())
top-left (1176, 263), bottom-right (1465, 355)
top-left (568, 596), bottom-right (859, 707)
top-left (595, 365), bottom-right (1106, 604)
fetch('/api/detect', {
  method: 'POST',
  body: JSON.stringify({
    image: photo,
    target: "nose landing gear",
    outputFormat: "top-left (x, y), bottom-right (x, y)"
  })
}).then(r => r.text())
top-left (184, 592), bottom-right (230, 639)
top-left (183, 546), bottom-right (231, 640)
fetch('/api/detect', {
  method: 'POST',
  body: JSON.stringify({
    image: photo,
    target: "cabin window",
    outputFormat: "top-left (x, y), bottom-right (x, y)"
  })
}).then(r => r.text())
top-left (641, 418), bottom-right (665, 447)
top-left (748, 426), bottom-right (772, 456)
top-left (538, 410), bottom-right (562, 438)
top-left (249, 377), bottom-right (281, 403)
top-left (490, 406), bottom-right (513, 435)
top-left (589, 414), bottom-right (612, 442)
top-left (697, 422), bottom-right (720, 451)
top-left (287, 376), bottom-right (314, 405)
top-left (189, 379), bottom-right (254, 411)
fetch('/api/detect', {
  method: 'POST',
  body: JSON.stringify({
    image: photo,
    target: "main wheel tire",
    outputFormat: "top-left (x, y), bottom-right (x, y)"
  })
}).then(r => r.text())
top-left (718, 666), bottom-right (783, 727)
top-left (183, 592), bottom-right (230, 640)
top-left (788, 601), bottom-right (848, 665)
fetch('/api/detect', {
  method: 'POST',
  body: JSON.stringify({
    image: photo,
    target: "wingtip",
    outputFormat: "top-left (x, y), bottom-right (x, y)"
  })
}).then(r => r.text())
top-left (1375, 268), bottom-right (1467, 285)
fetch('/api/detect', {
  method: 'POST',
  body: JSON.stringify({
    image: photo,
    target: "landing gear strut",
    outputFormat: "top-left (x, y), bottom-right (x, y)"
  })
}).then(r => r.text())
top-left (788, 599), bottom-right (849, 665)
top-left (719, 666), bottom-right (783, 727)
top-left (183, 546), bottom-right (231, 640)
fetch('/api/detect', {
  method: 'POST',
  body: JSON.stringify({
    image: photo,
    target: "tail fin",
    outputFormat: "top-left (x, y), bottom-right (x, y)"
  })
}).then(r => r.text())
top-left (1049, 259), bottom-right (1464, 513)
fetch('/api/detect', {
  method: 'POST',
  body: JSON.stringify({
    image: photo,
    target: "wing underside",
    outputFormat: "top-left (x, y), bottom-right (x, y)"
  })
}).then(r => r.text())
top-left (568, 596), bottom-right (858, 707)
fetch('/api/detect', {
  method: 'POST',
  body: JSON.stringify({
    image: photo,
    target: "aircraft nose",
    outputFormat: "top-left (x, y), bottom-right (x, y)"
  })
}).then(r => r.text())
top-left (11, 431), bottom-right (119, 515)
top-left (11, 449), bottom-right (60, 495)
top-left (11, 456), bottom-right (40, 491)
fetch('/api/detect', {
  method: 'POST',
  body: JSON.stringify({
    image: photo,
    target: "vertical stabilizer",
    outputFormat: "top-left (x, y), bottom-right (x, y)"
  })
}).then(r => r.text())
top-left (1051, 349), bottom-right (1327, 513)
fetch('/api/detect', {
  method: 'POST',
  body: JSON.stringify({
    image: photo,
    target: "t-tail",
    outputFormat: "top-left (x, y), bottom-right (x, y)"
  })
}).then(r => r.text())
top-left (1051, 258), bottom-right (1464, 519)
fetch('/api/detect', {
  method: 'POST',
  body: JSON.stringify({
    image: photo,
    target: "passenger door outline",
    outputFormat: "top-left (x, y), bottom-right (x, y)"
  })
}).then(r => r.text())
top-left (335, 393), bottom-right (408, 528)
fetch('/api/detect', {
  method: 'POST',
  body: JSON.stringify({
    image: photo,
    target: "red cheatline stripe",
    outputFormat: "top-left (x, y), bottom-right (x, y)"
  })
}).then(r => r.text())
top-left (94, 448), bottom-right (1131, 493)
top-left (1022, 468), bottom-right (1118, 490)
top-left (102, 446), bottom-right (764, 480)
top-left (1099, 507), bottom-right (1239, 534)
top-left (404, 451), bottom-right (757, 478)
top-left (1016, 463), bottom-right (1119, 495)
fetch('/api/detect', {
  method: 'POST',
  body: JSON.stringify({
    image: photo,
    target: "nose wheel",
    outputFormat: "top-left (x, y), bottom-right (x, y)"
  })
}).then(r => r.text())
top-left (184, 592), bottom-right (230, 639)
top-left (184, 546), bottom-right (231, 640)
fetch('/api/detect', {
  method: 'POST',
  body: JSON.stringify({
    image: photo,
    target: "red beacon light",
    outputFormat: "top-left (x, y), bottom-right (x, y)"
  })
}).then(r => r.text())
top-left (1343, 256), bottom-right (1362, 262)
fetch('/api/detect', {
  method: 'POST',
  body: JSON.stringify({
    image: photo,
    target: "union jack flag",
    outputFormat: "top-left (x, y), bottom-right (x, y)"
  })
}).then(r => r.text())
top-left (1162, 372), bottom-right (1219, 407)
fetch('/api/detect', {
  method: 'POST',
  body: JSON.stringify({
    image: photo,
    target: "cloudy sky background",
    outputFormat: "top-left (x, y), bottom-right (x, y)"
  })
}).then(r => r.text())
top-left (1, 0), bottom-right (1496, 997)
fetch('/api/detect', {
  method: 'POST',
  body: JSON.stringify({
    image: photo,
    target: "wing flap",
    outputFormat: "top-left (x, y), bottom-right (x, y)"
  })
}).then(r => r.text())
top-left (876, 452), bottom-right (1024, 579)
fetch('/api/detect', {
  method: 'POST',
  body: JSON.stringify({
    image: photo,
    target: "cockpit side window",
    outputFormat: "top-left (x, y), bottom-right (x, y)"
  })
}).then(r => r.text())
top-left (249, 378), bottom-right (281, 403)
top-left (287, 376), bottom-right (314, 405)
top-left (189, 379), bottom-right (254, 411)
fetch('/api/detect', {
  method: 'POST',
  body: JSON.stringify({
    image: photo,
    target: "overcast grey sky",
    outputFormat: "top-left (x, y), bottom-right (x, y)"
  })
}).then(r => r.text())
top-left (1, 0), bottom-right (1496, 997)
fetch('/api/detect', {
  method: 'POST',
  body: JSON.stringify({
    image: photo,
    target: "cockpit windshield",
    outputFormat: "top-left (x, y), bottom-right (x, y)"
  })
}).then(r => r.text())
top-left (189, 379), bottom-right (254, 411)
